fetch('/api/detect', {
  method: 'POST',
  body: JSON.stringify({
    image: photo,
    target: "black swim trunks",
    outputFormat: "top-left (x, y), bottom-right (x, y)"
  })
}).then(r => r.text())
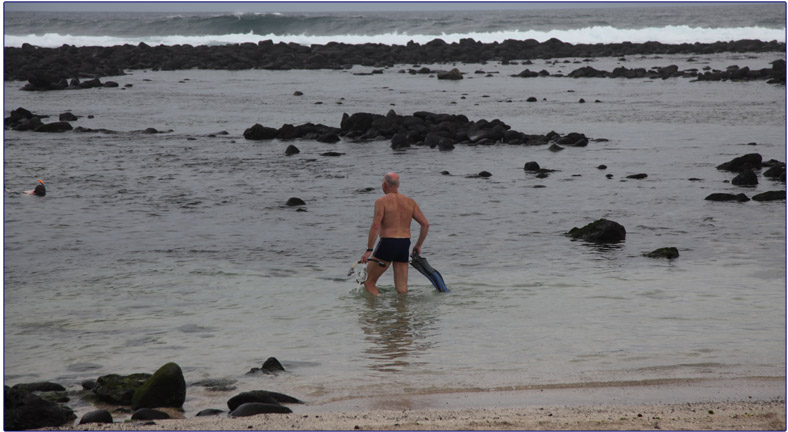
top-left (373, 238), bottom-right (411, 263)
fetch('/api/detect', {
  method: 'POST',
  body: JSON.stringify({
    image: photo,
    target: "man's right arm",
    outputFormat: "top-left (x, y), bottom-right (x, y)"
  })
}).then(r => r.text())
top-left (411, 202), bottom-right (429, 256)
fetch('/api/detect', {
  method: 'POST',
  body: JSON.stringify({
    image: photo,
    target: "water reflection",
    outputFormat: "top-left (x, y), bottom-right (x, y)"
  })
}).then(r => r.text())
top-left (358, 293), bottom-right (438, 373)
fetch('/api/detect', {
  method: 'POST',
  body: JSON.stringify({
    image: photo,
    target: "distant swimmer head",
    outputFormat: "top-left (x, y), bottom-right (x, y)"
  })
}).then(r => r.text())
top-left (33, 179), bottom-right (46, 196)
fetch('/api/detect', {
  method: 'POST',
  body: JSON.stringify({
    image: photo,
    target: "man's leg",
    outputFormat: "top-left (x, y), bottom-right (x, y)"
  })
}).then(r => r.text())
top-left (364, 258), bottom-right (390, 296)
top-left (392, 261), bottom-right (408, 294)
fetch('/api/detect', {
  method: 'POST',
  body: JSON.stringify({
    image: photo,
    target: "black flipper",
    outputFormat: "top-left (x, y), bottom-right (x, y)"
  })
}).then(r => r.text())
top-left (410, 253), bottom-right (450, 292)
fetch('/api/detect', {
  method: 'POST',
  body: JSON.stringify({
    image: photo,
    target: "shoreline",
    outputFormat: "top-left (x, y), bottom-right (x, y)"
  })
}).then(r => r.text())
top-left (44, 377), bottom-right (786, 430)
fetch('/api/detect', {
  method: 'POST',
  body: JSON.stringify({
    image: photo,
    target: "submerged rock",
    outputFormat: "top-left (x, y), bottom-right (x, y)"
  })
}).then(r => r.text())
top-left (227, 390), bottom-right (303, 411)
top-left (261, 357), bottom-right (286, 373)
top-left (716, 153), bottom-right (762, 172)
top-left (567, 218), bottom-right (626, 243)
top-left (731, 169), bottom-right (758, 186)
top-left (131, 408), bottom-right (171, 420)
top-left (705, 193), bottom-right (750, 202)
top-left (643, 247), bottom-right (680, 259)
top-left (752, 190), bottom-right (786, 201)
top-left (286, 197), bottom-right (306, 207)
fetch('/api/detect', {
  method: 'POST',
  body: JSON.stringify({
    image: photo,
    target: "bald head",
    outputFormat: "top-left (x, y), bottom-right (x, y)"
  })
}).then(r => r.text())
top-left (384, 172), bottom-right (400, 187)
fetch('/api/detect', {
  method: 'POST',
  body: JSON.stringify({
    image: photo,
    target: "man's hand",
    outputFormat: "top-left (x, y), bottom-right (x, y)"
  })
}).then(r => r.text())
top-left (361, 250), bottom-right (372, 263)
top-left (412, 245), bottom-right (421, 257)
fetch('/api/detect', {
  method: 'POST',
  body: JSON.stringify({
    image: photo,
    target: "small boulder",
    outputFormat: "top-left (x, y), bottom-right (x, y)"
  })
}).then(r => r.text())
top-left (12, 382), bottom-right (66, 393)
top-left (437, 68), bottom-right (463, 80)
top-left (716, 153), bottom-right (762, 172)
top-left (196, 409), bottom-right (224, 417)
top-left (131, 362), bottom-right (186, 410)
top-left (643, 247), bottom-right (679, 259)
top-left (34, 121), bottom-right (73, 133)
top-left (261, 357), bottom-right (285, 373)
top-left (285, 144), bottom-right (300, 156)
top-left (244, 124), bottom-right (278, 140)
top-left (705, 193), bottom-right (750, 202)
top-left (93, 373), bottom-right (152, 405)
top-left (731, 169), bottom-right (758, 186)
top-left (227, 390), bottom-right (303, 411)
top-left (58, 112), bottom-right (78, 122)
top-left (229, 403), bottom-right (292, 417)
top-left (131, 408), bottom-right (170, 420)
top-left (523, 161), bottom-right (541, 172)
top-left (567, 218), bottom-right (626, 243)
top-left (286, 197), bottom-right (306, 207)
top-left (626, 173), bottom-right (648, 180)
top-left (79, 409), bottom-right (113, 425)
top-left (752, 190), bottom-right (785, 201)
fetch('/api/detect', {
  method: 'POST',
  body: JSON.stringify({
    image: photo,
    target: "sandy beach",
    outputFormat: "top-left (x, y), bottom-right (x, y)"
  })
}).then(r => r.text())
top-left (42, 377), bottom-right (785, 430)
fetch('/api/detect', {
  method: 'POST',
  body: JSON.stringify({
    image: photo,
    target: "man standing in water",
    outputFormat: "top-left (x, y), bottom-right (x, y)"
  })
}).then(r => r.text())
top-left (360, 172), bottom-right (429, 296)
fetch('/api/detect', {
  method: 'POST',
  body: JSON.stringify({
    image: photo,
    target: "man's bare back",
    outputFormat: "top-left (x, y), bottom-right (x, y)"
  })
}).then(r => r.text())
top-left (360, 172), bottom-right (429, 296)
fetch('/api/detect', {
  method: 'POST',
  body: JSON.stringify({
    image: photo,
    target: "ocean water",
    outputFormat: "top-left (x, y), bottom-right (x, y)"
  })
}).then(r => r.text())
top-left (3, 3), bottom-right (786, 419)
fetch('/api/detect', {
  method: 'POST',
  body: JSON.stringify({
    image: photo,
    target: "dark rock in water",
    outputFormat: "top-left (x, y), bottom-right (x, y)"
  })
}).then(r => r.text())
top-left (441, 171), bottom-right (451, 175)
top-left (103, 81), bottom-right (119, 88)
top-left (437, 68), bottom-right (463, 80)
top-left (705, 193), bottom-right (750, 202)
top-left (227, 390), bottom-right (303, 411)
top-left (643, 247), bottom-right (680, 259)
top-left (191, 378), bottom-right (237, 392)
top-left (244, 124), bottom-right (278, 140)
top-left (567, 218), bottom-right (626, 243)
top-left (752, 190), bottom-right (786, 201)
top-left (12, 382), bottom-right (66, 393)
top-left (34, 121), bottom-right (73, 133)
top-left (526, 96), bottom-right (538, 102)
top-left (731, 169), bottom-right (758, 186)
top-left (763, 164), bottom-right (786, 179)
top-left (196, 409), bottom-right (224, 417)
top-left (523, 161), bottom-right (541, 172)
top-left (293, 91), bottom-right (303, 96)
top-left (286, 197), bottom-right (306, 207)
top-left (79, 409), bottom-right (114, 425)
top-left (626, 173), bottom-right (648, 180)
top-left (391, 133), bottom-right (408, 149)
top-left (606, 174), bottom-right (614, 179)
top-left (81, 379), bottom-right (97, 390)
top-left (5, 385), bottom-right (76, 430)
top-left (131, 362), bottom-right (186, 410)
top-left (262, 357), bottom-right (285, 373)
top-left (474, 171), bottom-right (492, 178)
top-left (131, 408), bottom-right (170, 420)
top-left (317, 132), bottom-right (340, 143)
top-left (597, 165), bottom-right (607, 170)
top-left (93, 373), bottom-right (152, 405)
top-left (230, 402), bottom-right (292, 417)
top-left (285, 144), bottom-right (300, 156)
top-left (59, 112), bottom-right (78, 122)
top-left (321, 151), bottom-right (344, 157)
top-left (548, 143), bottom-right (564, 152)
top-left (716, 153), bottom-right (762, 172)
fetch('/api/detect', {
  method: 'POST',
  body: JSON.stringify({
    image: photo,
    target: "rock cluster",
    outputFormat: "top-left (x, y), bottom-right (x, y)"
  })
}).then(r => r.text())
top-left (5, 38), bottom-right (784, 86)
top-left (5, 358), bottom-right (301, 428)
top-left (705, 152), bottom-right (786, 203)
top-left (245, 110), bottom-right (589, 151)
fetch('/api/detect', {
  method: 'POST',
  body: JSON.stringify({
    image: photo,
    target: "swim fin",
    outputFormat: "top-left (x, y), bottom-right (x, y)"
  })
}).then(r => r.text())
top-left (410, 253), bottom-right (450, 293)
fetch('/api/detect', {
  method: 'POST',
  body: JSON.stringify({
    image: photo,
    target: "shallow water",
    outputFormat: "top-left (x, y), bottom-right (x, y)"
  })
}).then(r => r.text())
top-left (3, 52), bottom-right (785, 417)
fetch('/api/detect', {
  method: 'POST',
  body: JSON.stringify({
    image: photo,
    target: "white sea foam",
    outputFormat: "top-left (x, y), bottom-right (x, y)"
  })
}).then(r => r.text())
top-left (4, 26), bottom-right (784, 48)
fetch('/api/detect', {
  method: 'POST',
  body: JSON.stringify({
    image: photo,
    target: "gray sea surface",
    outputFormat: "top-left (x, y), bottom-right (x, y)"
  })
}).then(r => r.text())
top-left (3, 52), bottom-right (785, 417)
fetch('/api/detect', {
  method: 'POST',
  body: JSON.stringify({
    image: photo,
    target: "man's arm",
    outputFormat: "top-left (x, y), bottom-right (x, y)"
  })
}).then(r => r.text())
top-left (411, 202), bottom-right (429, 256)
top-left (361, 198), bottom-right (384, 263)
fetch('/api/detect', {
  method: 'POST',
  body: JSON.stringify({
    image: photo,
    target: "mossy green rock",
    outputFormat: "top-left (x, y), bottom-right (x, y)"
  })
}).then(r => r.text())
top-left (93, 373), bottom-right (152, 405)
top-left (131, 362), bottom-right (186, 410)
top-left (643, 247), bottom-right (680, 259)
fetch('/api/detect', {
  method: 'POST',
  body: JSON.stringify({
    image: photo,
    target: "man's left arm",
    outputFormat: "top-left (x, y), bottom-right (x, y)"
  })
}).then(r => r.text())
top-left (361, 199), bottom-right (384, 262)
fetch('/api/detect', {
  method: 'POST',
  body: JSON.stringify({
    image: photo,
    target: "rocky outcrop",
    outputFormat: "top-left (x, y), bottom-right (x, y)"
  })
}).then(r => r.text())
top-left (93, 373), bottom-right (152, 405)
top-left (5, 39), bottom-right (783, 85)
top-left (5, 385), bottom-right (76, 430)
top-left (566, 219), bottom-right (626, 243)
top-left (717, 153), bottom-right (763, 172)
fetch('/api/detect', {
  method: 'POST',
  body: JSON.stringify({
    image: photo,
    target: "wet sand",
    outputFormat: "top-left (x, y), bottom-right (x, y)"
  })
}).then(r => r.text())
top-left (46, 377), bottom-right (785, 430)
